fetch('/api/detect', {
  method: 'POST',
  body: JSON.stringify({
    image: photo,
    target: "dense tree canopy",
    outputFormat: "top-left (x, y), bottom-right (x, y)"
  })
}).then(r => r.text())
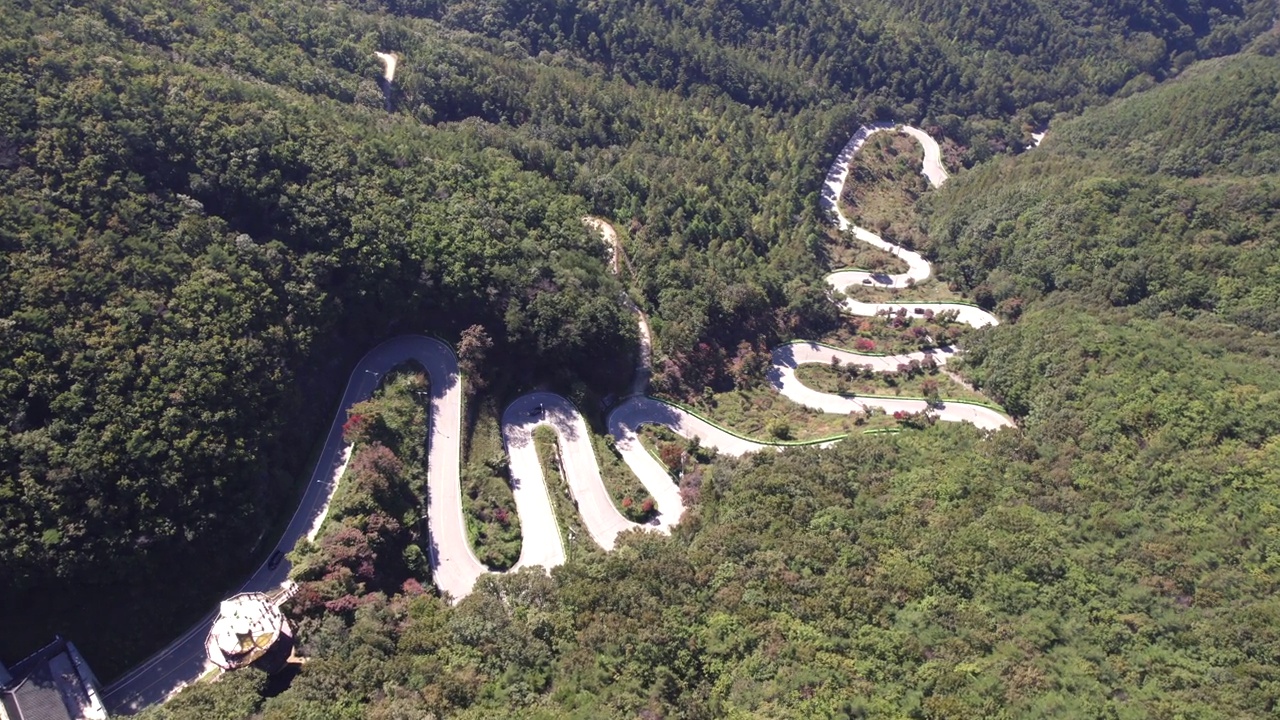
top-left (924, 52), bottom-right (1280, 332)
top-left (3, 0), bottom-right (1280, 713)
top-left (2, 0), bottom-right (640, 670)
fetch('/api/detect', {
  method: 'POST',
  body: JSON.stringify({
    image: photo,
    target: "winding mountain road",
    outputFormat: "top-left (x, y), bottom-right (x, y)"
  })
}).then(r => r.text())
top-left (105, 123), bottom-right (1011, 715)
top-left (104, 336), bottom-right (459, 714)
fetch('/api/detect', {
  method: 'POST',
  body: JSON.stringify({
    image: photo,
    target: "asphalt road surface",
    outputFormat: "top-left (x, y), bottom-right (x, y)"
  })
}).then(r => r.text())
top-left (769, 343), bottom-right (1012, 431)
top-left (820, 125), bottom-right (1001, 329)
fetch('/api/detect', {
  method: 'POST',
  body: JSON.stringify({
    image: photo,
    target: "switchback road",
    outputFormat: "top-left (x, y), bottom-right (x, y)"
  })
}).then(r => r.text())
top-left (106, 123), bottom-right (1012, 714)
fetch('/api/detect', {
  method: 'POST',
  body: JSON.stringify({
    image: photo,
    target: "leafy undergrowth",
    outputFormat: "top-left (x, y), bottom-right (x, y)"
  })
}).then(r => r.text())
top-left (796, 359), bottom-right (990, 404)
top-left (818, 312), bottom-right (975, 356)
top-left (532, 426), bottom-right (598, 560)
top-left (592, 434), bottom-right (659, 524)
top-left (462, 401), bottom-right (523, 570)
top-left (285, 365), bottom-right (432, 615)
top-left (841, 131), bottom-right (931, 251)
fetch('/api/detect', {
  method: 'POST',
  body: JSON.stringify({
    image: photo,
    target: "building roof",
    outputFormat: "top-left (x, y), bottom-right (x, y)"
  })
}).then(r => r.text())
top-left (0, 638), bottom-right (106, 720)
top-left (205, 592), bottom-right (286, 670)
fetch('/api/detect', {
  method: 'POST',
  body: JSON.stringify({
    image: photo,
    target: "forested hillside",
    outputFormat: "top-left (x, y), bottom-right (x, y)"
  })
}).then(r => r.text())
top-left (2, 0), bottom-right (649, 670)
top-left (924, 51), bottom-right (1280, 332)
top-left (3, 0), bottom-right (1279, 712)
top-left (425, 0), bottom-right (1271, 118)
top-left (145, 48), bottom-right (1280, 714)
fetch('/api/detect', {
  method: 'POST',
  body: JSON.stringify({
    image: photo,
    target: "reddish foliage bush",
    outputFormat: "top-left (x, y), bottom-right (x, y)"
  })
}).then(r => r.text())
top-left (365, 511), bottom-right (401, 539)
top-left (347, 443), bottom-right (403, 500)
top-left (324, 593), bottom-right (361, 614)
top-left (286, 584), bottom-right (326, 616)
top-left (679, 467), bottom-right (704, 505)
top-left (658, 442), bottom-right (685, 470)
top-left (351, 442), bottom-right (403, 479)
top-left (342, 413), bottom-right (367, 443)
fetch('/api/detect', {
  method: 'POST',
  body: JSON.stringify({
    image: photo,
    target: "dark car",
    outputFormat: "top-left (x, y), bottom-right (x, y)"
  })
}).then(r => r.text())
top-left (267, 550), bottom-right (285, 570)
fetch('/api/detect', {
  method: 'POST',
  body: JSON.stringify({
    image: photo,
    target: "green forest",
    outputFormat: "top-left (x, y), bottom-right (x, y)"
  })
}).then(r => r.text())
top-left (3, 0), bottom-right (1280, 715)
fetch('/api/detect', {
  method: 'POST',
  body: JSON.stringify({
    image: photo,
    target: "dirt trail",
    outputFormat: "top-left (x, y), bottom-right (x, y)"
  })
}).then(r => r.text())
top-left (584, 216), bottom-right (652, 396)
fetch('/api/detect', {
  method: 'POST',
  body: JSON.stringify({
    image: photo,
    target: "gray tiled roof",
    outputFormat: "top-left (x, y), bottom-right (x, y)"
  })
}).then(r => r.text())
top-left (3, 663), bottom-right (74, 719)
top-left (1, 638), bottom-right (103, 720)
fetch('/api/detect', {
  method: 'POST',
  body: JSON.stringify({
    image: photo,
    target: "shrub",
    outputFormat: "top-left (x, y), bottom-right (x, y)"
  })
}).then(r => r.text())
top-left (342, 413), bottom-right (368, 444)
top-left (767, 418), bottom-right (793, 440)
top-left (659, 443), bottom-right (686, 473)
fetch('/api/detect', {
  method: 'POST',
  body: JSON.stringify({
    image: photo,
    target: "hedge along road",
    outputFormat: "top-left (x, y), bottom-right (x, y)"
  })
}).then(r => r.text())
top-left (105, 123), bottom-right (1011, 715)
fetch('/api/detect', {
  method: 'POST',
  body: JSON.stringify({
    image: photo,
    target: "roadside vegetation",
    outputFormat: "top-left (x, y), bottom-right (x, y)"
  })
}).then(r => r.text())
top-left (840, 131), bottom-right (931, 251)
top-left (838, 278), bottom-right (988, 305)
top-left (818, 312), bottom-right (975, 356)
top-left (637, 424), bottom-right (720, 493)
top-left (658, 386), bottom-right (899, 443)
top-left (795, 359), bottom-right (990, 405)
top-left (532, 426), bottom-right (597, 560)
top-left (824, 229), bottom-right (911, 275)
top-left (460, 402), bottom-right (523, 570)
top-left (285, 366), bottom-right (432, 615)
top-left (592, 434), bottom-right (658, 524)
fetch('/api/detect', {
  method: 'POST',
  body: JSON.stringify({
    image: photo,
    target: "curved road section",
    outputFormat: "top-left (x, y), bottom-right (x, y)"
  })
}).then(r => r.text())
top-left (105, 336), bottom-right (455, 713)
top-left (769, 344), bottom-right (1009, 431)
top-left (822, 127), bottom-right (998, 326)
top-left (794, 124), bottom-right (1012, 428)
top-left (106, 123), bottom-right (1013, 715)
top-left (821, 125), bottom-right (997, 326)
top-left (504, 393), bottom-right (633, 552)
